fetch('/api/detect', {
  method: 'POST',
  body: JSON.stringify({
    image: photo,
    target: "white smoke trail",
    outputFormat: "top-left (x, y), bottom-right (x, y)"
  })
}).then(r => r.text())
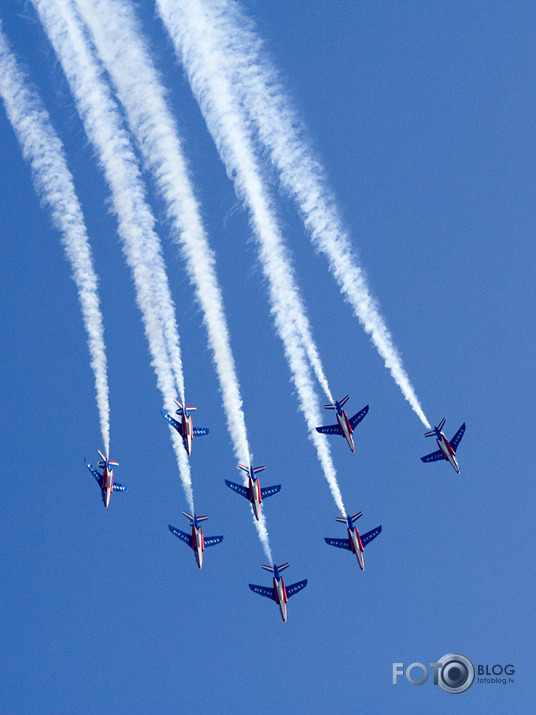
top-left (0, 24), bottom-right (111, 457)
top-left (71, 0), bottom-right (272, 563)
top-left (31, 0), bottom-right (194, 509)
top-left (72, 0), bottom-right (274, 564)
top-left (157, 0), bottom-right (345, 515)
top-left (201, 0), bottom-right (431, 430)
top-left (157, 0), bottom-right (334, 406)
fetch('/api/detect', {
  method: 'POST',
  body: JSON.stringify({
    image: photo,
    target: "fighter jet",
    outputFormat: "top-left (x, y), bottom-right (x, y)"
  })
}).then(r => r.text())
top-left (324, 512), bottom-right (382, 570)
top-left (421, 419), bottom-right (466, 474)
top-left (225, 464), bottom-right (281, 521)
top-left (168, 512), bottom-right (223, 568)
top-left (84, 450), bottom-right (127, 508)
top-left (315, 395), bottom-right (369, 452)
top-left (249, 563), bottom-right (307, 622)
top-left (161, 399), bottom-right (209, 456)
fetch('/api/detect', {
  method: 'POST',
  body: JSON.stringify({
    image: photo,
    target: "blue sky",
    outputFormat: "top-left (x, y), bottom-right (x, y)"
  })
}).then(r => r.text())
top-left (0, 2), bottom-right (533, 714)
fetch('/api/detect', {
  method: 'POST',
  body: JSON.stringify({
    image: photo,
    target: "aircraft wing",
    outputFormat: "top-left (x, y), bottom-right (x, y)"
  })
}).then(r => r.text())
top-left (248, 583), bottom-right (276, 601)
top-left (193, 427), bottom-right (209, 436)
top-left (349, 405), bottom-right (369, 430)
top-left (168, 525), bottom-right (191, 546)
top-left (315, 424), bottom-right (340, 435)
top-left (324, 537), bottom-right (352, 550)
top-left (450, 423), bottom-right (466, 451)
top-left (420, 449), bottom-right (445, 463)
top-left (286, 579), bottom-right (308, 599)
top-left (204, 535), bottom-right (223, 548)
top-left (260, 484), bottom-right (282, 499)
top-left (225, 480), bottom-right (249, 499)
top-left (161, 410), bottom-right (182, 432)
top-left (112, 482), bottom-right (128, 492)
top-left (361, 525), bottom-right (382, 547)
top-left (85, 460), bottom-right (102, 485)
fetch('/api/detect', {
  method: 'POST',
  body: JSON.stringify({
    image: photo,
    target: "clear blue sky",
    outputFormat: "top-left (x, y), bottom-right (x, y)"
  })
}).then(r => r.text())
top-left (0, 2), bottom-right (533, 714)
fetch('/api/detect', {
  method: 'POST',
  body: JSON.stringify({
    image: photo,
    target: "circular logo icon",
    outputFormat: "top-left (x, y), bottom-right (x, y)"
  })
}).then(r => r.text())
top-left (437, 653), bottom-right (475, 694)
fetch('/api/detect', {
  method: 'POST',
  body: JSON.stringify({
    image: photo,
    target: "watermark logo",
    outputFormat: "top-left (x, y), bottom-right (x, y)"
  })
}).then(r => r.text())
top-left (393, 653), bottom-right (475, 694)
top-left (393, 654), bottom-right (515, 693)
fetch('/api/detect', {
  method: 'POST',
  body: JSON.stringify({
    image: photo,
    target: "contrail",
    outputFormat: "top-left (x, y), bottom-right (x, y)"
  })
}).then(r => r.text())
top-left (72, 0), bottom-right (276, 562)
top-left (158, 0), bottom-right (334, 407)
top-left (31, 0), bottom-right (194, 509)
top-left (197, 0), bottom-right (431, 430)
top-left (157, 0), bottom-right (345, 515)
top-left (0, 24), bottom-right (111, 457)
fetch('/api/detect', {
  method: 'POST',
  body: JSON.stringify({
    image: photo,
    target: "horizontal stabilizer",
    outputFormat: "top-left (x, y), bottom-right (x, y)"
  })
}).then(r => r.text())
top-left (361, 525), bottom-right (382, 547)
top-left (349, 405), bottom-right (369, 430)
top-left (324, 537), bottom-right (352, 551)
top-left (260, 484), bottom-right (281, 499)
top-left (286, 579), bottom-right (308, 599)
top-left (421, 449), bottom-right (445, 464)
top-left (335, 516), bottom-right (348, 523)
top-left (112, 482), bottom-right (127, 492)
top-left (351, 511), bottom-right (363, 522)
top-left (238, 463), bottom-right (266, 474)
top-left (204, 535), bottom-right (223, 548)
top-left (249, 584), bottom-right (276, 601)
top-left (438, 417), bottom-right (446, 431)
top-left (224, 480), bottom-right (249, 499)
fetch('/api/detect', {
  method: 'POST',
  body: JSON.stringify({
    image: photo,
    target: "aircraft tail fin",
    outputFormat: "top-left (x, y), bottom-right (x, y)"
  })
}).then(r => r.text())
top-left (324, 394), bottom-right (349, 409)
top-left (97, 450), bottom-right (118, 468)
top-left (238, 463), bottom-right (266, 475)
top-left (173, 399), bottom-right (197, 414)
top-left (262, 563), bottom-right (289, 573)
top-left (425, 418), bottom-right (445, 437)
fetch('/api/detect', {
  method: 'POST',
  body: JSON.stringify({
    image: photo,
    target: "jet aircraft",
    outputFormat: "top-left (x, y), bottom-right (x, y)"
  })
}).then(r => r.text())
top-left (421, 419), bottom-right (466, 473)
top-left (249, 563), bottom-right (307, 622)
top-left (315, 395), bottom-right (369, 452)
top-left (324, 512), bottom-right (382, 570)
top-left (161, 399), bottom-right (209, 456)
top-left (168, 512), bottom-right (223, 568)
top-left (84, 450), bottom-right (127, 508)
top-left (225, 464), bottom-right (281, 521)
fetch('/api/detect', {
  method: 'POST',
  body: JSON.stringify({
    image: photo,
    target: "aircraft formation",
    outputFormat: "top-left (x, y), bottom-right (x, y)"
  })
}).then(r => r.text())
top-left (84, 395), bottom-right (466, 622)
